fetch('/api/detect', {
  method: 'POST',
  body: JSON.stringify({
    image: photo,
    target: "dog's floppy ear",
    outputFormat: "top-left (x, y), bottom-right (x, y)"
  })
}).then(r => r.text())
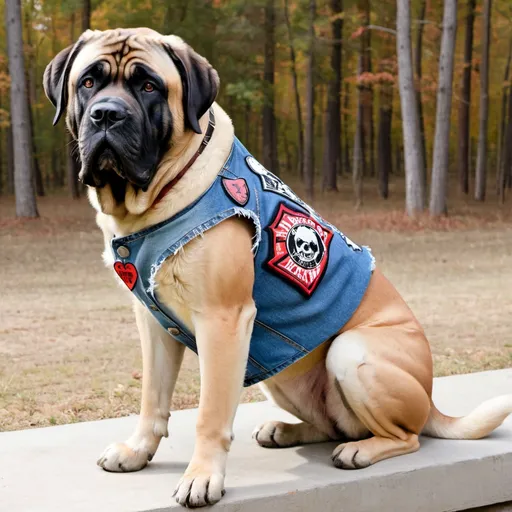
top-left (164, 40), bottom-right (219, 134)
top-left (43, 39), bottom-right (85, 126)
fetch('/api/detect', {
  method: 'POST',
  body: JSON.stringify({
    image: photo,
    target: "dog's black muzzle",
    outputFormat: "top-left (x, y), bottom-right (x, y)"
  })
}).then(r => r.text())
top-left (89, 97), bottom-right (129, 131)
top-left (79, 96), bottom-right (147, 188)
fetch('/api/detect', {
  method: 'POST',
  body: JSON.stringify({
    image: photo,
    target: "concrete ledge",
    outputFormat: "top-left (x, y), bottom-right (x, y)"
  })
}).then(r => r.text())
top-left (1, 369), bottom-right (512, 512)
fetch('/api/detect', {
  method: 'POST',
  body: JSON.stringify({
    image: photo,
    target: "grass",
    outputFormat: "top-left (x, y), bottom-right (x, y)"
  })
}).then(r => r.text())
top-left (1, 176), bottom-right (511, 431)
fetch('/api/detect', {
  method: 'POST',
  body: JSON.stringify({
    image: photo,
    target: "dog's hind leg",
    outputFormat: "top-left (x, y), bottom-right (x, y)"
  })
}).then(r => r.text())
top-left (326, 328), bottom-right (431, 469)
top-left (97, 301), bottom-right (186, 472)
top-left (253, 357), bottom-right (348, 448)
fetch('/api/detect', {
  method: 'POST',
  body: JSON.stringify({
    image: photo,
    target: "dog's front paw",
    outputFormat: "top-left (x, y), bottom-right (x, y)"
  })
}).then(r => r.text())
top-left (97, 442), bottom-right (153, 472)
top-left (173, 469), bottom-right (225, 508)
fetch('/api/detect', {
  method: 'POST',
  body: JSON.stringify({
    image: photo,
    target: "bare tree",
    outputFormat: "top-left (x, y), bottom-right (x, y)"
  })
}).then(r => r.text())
top-left (457, 0), bottom-right (475, 195)
top-left (397, 0), bottom-right (425, 216)
top-left (414, 0), bottom-right (427, 180)
top-left (499, 79), bottom-right (512, 203)
top-left (358, 0), bottom-right (373, 178)
top-left (497, 37), bottom-right (512, 194)
top-left (352, 56), bottom-right (364, 208)
top-left (377, 64), bottom-right (394, 200)
top-left (474, 0), bottom-right (492, 201)
top-left (24, 2), bottom-right (44, 197)
top-left (343, 80), bottom-right (350, 173)
top-left (262, 0), bottom-right (279, 174)
top-left (5, 0), bottom-right (38, 217)
top-left (82, 0), bottom-right (91, 33)
top-left (376, 2), bottom-right (395, 199)
top-left (321, 0), bottom-right (343, 191)
top-left (304, 0), bottom-right (316, 201)
top-left (429, 0), bottom-right (457, 217)
top-left (283, 0), bottom-right (304, 176)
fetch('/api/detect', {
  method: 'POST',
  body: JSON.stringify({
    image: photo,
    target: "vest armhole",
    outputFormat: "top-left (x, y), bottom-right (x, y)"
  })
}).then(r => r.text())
top-left (147, 207), bottom-right (261, 295)
top-left (232, 207), bottom-right (261, 253)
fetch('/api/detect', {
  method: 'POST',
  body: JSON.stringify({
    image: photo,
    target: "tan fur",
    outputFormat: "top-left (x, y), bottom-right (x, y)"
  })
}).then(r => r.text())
top-left (54, 29), bottom-right (512, 508)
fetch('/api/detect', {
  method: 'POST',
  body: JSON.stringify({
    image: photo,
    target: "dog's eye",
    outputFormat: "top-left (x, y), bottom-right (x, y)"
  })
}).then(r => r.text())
top-left (143, 82), bottom-right (155, 93)
top-left (83, 78), bottom-right (94, 89)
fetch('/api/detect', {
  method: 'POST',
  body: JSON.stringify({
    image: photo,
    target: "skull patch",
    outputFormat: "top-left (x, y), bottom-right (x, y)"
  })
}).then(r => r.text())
top-left (267, 203), bottom-right (333, 297)
top-left (287, 225), bottom-right (324, 269)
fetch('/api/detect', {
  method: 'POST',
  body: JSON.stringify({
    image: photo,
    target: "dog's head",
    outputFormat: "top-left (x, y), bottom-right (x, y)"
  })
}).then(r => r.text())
top-left (43, 28), bottom-right (219, 195)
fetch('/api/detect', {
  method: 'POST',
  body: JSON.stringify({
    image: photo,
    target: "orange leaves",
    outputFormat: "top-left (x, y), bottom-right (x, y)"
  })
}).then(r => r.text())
top-left (328, 12), bottom-right (345, 23)
top-left (0, 71), bottom-right (10, 93)
top-left (351, 26), bottom-right (366, 39)
top-left (0, 108), bottom-right (10, 129)
top-left (345, 71), bottom-right (395, 87)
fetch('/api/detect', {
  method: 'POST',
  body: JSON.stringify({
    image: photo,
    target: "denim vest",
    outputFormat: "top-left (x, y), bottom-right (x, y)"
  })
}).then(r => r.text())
top-left (111, 138), bottom-right (375, 386)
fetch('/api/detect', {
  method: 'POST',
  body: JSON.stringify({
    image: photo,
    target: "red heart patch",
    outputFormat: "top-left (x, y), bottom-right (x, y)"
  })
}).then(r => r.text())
top-left (222, 178), bottom-right (249, 206)
top-left (114, 261), bottom-right (138, 290)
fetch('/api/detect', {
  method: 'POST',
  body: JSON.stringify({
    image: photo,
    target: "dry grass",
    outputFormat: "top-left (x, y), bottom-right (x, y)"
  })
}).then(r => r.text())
top-left (1, 177), bottom-right (511, 431)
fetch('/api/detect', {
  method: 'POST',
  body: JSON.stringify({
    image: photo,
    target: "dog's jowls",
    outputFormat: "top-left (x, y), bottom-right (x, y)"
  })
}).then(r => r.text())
top-left (44, 28), bottom-right (512, 508)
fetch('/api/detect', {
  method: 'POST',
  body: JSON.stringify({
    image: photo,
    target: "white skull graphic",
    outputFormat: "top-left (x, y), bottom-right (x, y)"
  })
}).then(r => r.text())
top-left (293, 225), bottom-right (320, 263)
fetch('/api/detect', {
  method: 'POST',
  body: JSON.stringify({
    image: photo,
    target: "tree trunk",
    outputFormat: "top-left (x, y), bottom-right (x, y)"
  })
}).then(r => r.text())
top-left (321, 0), bottom-right (343, 191)
top-left (397, 0), bottom-right (425, 216)
top-left (499, 73), bottom-right (512, 203)
top-left (429, 0), bottom-right (458, 217)
top-left (284, 0), bottom-right (304, 176)
top-left (24, 4), bottom-right (44, 197)
top-left (352, 57), bottom-right (364, 209)
top-left (474, 0), bottom-right (492, 201)
top-left (457, 0), bottom-right (475, 195)
top-left (304, 0), bottom-right (316, 201)
top-left (496, 38), bottom-right (512, 195)
top-left (340, 82), bottom-right (350, 174)
top-left (414, 0), bottom-right (427, 180)
top-left (262, 0), bottom-right (279, 175)
top-left (359, 0), bottom-right (373, 179)
top-left (377, 68), bottom-right (393, 200)
top-left (377, 3), bottom-right (395, 200)
top-left (5, 0), bottom-right (38, 217)
top-left (82, 0), bottom-right (91, 32)
top-left (377, 106), bottom-right (392, 199)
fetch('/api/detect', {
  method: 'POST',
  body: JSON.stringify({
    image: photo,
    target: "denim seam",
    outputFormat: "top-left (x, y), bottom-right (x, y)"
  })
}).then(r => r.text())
top-left (243, 351), bottom-right (310, 386)
top-left (248, 356), bottom-right (268, 373)
top-left (254, 319), bottom-right (308, 353)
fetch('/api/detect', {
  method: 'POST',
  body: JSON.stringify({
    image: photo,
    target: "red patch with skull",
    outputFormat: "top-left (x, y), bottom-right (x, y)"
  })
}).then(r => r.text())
top-left (267, 203), bottom-right (333, 297)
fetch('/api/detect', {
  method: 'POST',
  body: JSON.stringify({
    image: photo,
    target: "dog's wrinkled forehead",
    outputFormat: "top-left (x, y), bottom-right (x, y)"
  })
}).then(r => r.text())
top-left (69, 29), bottom-right (183, 95)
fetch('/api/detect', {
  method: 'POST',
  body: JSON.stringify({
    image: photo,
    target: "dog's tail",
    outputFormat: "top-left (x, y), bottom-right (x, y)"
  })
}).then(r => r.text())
top-left (422, 395), bottom-right (512, 439)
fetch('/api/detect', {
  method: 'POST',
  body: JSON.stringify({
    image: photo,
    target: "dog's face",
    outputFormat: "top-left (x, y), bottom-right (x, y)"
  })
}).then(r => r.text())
top-left (43, 28), bottom-right (219, 196)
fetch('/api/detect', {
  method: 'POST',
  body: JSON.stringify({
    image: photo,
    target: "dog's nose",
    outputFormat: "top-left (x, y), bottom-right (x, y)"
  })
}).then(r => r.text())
top-left (90, 101), bottom-right (127, 129)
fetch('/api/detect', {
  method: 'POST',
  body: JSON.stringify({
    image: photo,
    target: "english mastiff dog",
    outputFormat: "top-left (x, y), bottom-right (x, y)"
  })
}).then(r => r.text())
top-left (44, 28), bottom-right (512, 508)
